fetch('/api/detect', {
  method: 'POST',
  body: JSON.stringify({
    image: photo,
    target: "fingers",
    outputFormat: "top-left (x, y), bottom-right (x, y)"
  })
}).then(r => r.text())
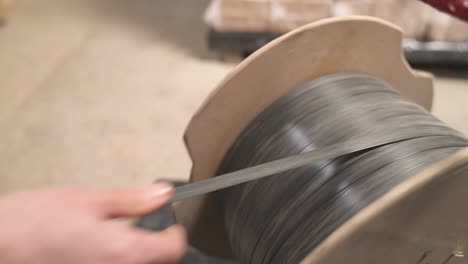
top-left (105, 224), bottom-right (187, 264)
top-left (96, 183), bottom-right (174, 218)
top-left (130, 225), bottom-right (187, 264)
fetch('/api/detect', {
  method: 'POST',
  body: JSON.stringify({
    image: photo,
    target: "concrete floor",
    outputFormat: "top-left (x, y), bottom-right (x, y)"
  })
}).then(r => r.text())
top-left (0, 0), bottom-right (467, 194)
top-left (0, 0), bottom-right (232, 192)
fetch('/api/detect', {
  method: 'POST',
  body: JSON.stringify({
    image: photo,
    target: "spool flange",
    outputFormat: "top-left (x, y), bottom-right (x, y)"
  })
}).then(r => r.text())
top-left (172, 17), bottom-right (461, 263)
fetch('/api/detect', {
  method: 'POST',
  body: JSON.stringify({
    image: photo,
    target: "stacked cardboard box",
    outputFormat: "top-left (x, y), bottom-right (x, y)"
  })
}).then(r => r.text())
top-left (205, 0), bottom-right (468, 41)
top-left (429, 11), bottom-right (468, 41)
top-left (217, 0), bottom-right (271, 31)
top-left (269, 0), bottom-right (331, 31)
top-left (205, 0), bottom-right (331, 32)
top-left (333, 0), bottom-right (432, 39)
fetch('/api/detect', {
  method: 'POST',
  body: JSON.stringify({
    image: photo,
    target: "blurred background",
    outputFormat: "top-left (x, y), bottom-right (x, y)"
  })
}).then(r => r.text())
top-left (0, 0), bottom-right (467, 193)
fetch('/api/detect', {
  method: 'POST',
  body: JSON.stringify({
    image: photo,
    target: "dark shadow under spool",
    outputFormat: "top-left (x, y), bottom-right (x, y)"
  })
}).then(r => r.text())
top-left (215, 73), bottom-right (468, 264)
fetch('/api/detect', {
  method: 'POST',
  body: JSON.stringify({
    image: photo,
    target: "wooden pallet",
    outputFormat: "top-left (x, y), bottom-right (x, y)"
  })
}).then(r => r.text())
top-left (208, 28), bottom-right (468, 67)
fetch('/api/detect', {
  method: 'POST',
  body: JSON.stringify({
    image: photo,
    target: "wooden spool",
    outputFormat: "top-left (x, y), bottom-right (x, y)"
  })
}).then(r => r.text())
top-left (172, 17), bottom-right (468, 263)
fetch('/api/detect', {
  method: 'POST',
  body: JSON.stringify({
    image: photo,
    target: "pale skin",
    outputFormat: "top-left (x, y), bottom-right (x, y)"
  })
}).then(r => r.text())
top-left (0, 183), bottom-right (186, 264)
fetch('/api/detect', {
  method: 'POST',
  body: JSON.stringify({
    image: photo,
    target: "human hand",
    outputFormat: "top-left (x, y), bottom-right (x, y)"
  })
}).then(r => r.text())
top-left (0, 183), bottom-right (186, 264)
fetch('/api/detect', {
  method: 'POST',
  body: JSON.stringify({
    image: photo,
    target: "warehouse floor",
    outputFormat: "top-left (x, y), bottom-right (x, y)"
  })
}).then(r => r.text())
top-left (0, 0), bottom-right (467, 193)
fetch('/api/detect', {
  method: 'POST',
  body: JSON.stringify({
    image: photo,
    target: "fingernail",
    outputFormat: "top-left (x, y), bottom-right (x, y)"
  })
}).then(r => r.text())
top-left (148, 182), bottom-right (173, 200)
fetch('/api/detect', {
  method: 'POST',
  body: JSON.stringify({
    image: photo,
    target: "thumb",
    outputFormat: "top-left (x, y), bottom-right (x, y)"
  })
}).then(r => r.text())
top-left (96, 182), bottom-right (174, 218)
